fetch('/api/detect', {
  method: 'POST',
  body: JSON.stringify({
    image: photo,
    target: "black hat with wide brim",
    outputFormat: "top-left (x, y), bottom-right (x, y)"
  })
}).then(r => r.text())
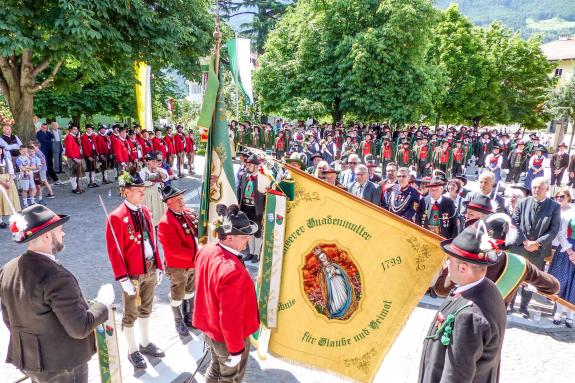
top-left (510, 184), bottom-right (531, 196)
top-left (463, 194), bottom-right (494, 215)
top-left (215, 204), bottom-right (258, 236)
top-left (161, 184), bottom-right (186, 202)
top-left (440, 235), bottom-right (498, 265)
top-left (10, 205), bottom-right (70, 243)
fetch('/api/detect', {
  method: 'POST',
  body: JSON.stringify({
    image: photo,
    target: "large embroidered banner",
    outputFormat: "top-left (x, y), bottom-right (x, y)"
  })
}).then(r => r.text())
top-left (266, 166), bottom-right (446, 382)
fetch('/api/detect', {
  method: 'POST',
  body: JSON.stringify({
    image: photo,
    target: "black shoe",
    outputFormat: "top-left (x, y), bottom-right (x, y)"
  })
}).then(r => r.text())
top-left (553, 318), bottom-right (562, 325)
top-left (139, 343), bottom-right (165, 358)
top-left (566, 319), bottom-right (573, 328)
top-left (92, 183), bottom-right (99, 187)
top-left (250, 255), bottom-right (260, 264)
top-left (243, 253), bottom-right (255, 262)
top-left (46, 194), bottom-right (55, 199)
top-left (507, 306), bottom-right (515, 315)
top-left (128, 351), bottom-right (147, 369)
top-left (175, 321), bottom-right (190, 337)
top-left (0, 222), bottom-right (7, 229)
top-left (519, 307), bottom-right (530, 319)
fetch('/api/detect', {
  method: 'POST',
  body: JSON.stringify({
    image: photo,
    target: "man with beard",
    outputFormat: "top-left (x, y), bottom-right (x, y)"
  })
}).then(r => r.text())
top-left (415, 176), bottom-right (458, 239)
top-left (1, 205), bottom-right (114, 383)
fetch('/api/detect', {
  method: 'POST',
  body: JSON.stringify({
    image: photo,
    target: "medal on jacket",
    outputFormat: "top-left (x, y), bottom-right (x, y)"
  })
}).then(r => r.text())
top-left (441, 212), bottom-right (450, 228)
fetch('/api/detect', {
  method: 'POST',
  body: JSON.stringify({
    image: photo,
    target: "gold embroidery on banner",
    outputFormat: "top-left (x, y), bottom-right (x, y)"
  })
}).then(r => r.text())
top-left (343, 347), bottom-right (377, 375)
top-left (287, 184), bottom-right (320, 213)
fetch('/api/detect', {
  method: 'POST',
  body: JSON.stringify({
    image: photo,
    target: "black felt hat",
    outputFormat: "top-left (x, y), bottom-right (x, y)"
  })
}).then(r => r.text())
top-left (245, 154), bottom-right (260, 165)
top-left (214, 204), bottom-right (258, 236)
top-left (440, 224), bottom-right (499, 265)
top-left (310, 153), bottom-right (323, 160)
top-left (454, 175), bottom-right (468, 186)
top-left (463, 194), bottom-right (494, 215)
top-left (510, 184), bottom-right (531, 196)
top-left (145, 151), bottom-right (161, 161)
top-left (427, 176), bottom-right (446, 188)
top-left (118, 169), bottom-right (145, 188)
top-left (161, 184), bottom-right (186, 202)
top-left (9, 205), bottom-right (70, 243)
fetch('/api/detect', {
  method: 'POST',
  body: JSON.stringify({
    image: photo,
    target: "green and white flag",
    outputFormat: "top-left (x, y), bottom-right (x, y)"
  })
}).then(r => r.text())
top-left (227, 38), bottom-right (254, 104)
top-left (198, 55), bottom-right (238, 242)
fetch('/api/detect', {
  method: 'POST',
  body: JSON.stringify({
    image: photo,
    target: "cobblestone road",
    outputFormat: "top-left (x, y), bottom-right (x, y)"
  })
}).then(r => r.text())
top-left (1, 162), bottom-right (574, 382)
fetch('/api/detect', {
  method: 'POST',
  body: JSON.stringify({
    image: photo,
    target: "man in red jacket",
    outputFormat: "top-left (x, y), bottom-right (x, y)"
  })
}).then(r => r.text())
top-left (173, 125), bottom-right (186, 178)
top-left (81, 124), bottom-right (99, 188)
top-left (63, 124), bottom-right (84, 194)
top-left (152, 129), bottom-right (168, 159)
top-left (95, 125), bottom-right (113, 184)
top-left (193, 205), bottom-right (259, 383)
top-left (112, 126), bottom-right (131, 172)
top-left (105, 170), bottom-right (165, 369)
top-left (157, 185), bottom-right (198, 337)
top-left (163, 126), bottom-right (175, 168)
top-left (184, 130), bottom-right (196, 175)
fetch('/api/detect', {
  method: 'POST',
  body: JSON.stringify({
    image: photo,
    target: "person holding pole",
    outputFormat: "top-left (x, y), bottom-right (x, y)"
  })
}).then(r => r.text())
top-left (105, 169), bottom-right (165, 369)
top-left (1, 205), bottom-right (113, 383)
top-left (193, 204), bottom-right (259, 383)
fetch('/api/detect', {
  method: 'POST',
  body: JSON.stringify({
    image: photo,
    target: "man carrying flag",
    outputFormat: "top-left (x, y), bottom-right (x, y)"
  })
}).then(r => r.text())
top-left (193, 205), bottom-right (259, 383)
top-left (419, 219), bottom-right (507, 382)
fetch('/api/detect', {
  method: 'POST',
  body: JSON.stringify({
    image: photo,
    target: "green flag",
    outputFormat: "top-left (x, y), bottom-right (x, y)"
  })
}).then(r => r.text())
top-left (198, 56), bottom-right (238, 242)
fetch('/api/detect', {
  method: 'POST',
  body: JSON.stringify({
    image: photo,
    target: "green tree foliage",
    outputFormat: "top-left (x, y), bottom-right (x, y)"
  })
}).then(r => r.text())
top-left (427, 5), bottom-right (499, 127)
top-left (428, 6), bottom-right (553, 128)
top-left (0, 0), bottom-right (213, 141)
top-left (255, 0), bottom-right (438, 125)
top-left (481, 23), bottom-right (554, 128)
top-left (221, 0), bottom-right (293, 53)
top-left (547, 78), bottom-right (575, 132)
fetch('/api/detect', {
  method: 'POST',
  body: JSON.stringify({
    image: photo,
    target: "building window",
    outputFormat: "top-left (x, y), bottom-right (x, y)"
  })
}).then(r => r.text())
top-left (555, 68), bottom-right (563, 77)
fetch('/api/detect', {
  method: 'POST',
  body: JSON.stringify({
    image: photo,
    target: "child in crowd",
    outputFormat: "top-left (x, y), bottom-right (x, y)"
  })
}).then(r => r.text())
top-left (31, 142), bottom-right (55, 203)
top-left (15, 145), bottom-right (37, 208)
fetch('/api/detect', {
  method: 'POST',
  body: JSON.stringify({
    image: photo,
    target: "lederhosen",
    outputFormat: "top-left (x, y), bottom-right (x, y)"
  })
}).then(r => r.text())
top-left (85, 135), bottom-right (97, 173)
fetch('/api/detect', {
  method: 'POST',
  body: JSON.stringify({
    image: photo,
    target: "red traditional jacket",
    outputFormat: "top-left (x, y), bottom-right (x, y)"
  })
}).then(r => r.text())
top-left (105, 203), bottom-right (162, 280)
top-left (174, 133), bottom-right (186, 153)
top-left (112, 137), bottom-right (130, 164)
top-left (141, 139), bottom-right (153, 157)
top-left (192, 243), bottom-right (259, 354)
top-left (64, 133), bottom-right (82, 159)
top-left (157, 208), bottom-right (197, 269)
top-left (95, 133), bottom-right (112, 156)
top-left (128, 139), bottom-right (140, 161)
top-left (163, 135), bottom-right (175, 156)
top-left (184, 135), bottom-right (196, 154)
top-left (80, 133), bottom-right (97, 158)
top-left (152, 136), bottom-right (168, 158)
top-left (452, 148), bottom-right (463, 163)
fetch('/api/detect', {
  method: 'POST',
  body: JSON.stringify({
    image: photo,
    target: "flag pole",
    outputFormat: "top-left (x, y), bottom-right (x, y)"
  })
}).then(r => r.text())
top-left (198, 1), bottom-right (222, 243)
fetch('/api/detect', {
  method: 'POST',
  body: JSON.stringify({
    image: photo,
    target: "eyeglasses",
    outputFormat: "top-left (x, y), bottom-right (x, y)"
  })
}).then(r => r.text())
top-left (397, 175), bottom-right (408, 178)
top-left (556, 195), bottom-right (566, 200)
top-left (349, 162), bottom-right (358, 164)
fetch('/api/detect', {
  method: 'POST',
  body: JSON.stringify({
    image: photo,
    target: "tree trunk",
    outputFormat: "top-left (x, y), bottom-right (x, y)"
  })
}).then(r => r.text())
top-left (71, 115), bottom-right (81, 127)
top-left (13, 92), bottom-right (36, 143)
top-left (331, 97), bottom-right (343, 123)
top-left (435, 112), bottom-right (441, 129)
top-left (472, 116), bottom-right (482, 128)
top-left (0, 51), bottom-right (63, 143)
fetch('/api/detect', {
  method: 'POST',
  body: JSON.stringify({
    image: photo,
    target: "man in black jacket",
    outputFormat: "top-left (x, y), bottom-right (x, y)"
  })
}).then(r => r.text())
top-left (0, 205), bottom-right (113, 383)
top-left (35, 123), bottom-right (59, 183)
top-left (511, 177), bottom-right (561, 318)
top-left (419, 222), bottom-right (507, 383)
top-left (237, 154), bottom-right (266, 263)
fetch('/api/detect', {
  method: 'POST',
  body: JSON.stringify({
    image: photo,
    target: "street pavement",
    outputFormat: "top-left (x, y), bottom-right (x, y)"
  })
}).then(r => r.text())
top-left (1, 157), bottom-right (574, 382)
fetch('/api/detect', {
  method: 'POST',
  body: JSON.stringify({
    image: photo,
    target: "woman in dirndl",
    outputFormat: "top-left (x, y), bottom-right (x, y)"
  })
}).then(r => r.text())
top-left (549, 187), bottom-right (575, 328)
top-left (139, 151), bottom-right (169, 226)
top-left (0, 146), bottom-right (21, 228)
top-left (524, 146), bottom-right (545, 189)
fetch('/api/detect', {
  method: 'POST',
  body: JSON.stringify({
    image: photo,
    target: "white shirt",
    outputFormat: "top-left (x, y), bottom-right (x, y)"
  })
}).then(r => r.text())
top-left (34, 250), bottom-right (57, 263)
top-left (430, 196), bottom-right (443, 205)
top-left (219, 243), bottom-right (242, 257)
top-left (124, 200), bottom-right (154, 259)
top-left (453, 277), bottom-right (485, 295)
